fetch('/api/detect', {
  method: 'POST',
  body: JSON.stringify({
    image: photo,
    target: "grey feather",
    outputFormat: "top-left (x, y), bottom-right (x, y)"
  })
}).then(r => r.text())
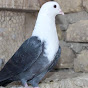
top-left (28, 46), bottom-right (61, 87)
top-left (0, 36), bottom-right (43, 86)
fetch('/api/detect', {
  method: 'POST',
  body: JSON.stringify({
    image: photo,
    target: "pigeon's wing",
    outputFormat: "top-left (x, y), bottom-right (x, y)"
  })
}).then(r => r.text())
top-left (28, 46), bottom-right (61, 87)
top-left (0, 36), bottom-right (43, 81)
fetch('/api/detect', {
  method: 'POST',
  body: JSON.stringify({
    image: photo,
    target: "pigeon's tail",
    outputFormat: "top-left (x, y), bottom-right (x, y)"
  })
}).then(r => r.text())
top-left (0, 79), bottom-right (13, 87)
top-left (0, 68), bottom-right (13, 87)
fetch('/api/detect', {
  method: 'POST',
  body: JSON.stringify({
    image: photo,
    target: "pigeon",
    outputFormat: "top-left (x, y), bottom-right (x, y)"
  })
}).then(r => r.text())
top-left (0, 1), bottom-right (64, 88)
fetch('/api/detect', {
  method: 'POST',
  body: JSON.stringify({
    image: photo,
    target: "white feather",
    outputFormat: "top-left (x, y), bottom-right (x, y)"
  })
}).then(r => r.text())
top-left (32, 1), bottom-right (63, 62)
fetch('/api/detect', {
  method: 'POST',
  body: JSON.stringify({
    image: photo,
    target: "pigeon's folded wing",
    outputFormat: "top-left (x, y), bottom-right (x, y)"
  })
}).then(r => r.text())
top-left (0, 36), bottom-right (43, 80)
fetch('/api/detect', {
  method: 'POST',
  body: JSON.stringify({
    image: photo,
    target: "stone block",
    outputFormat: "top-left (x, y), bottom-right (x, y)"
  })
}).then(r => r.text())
top-left (2, 0), bottom-right (6, 8)
top-left (0, 11), bottom-right (38, 63)
top-left (67, 43), bottom-right (83, 53)
top-left (74, 50), bottom-right (88, 72)
top-left (56, 15), bottom-right (68, 31)
top-left (83, 0), bottom-right (88, 12)
top-left (23, 0), bottom-right (29, 9)
top-left (39, 0), bottom-right (51, 6)
top-left (23, 0), bottom-right (40, 10)
top-left (56, 11), bottom-right (88, 31)
top-left (0, 0), bottom-right (3, 8)
top-left (66, 11), bottom-right (88, 24)
top-left (55, 46), bottom-right (75, 69)
top-left (3, 72), bottom-right (88, 88)
top-left (43, 70), bottom-right (79, 83)
top-left (0, 11), bottom-right (26, 62)
top-left (0, 0), bottom-right (52, 11)
top-left (66, 20), bottom-right (88, 42)
top-left (25, 12), bottom-right (38, 39)
top-left (12, 0), bottom-right (24, 9)
top-left (66, 42), bottom-right (88, 53)
top-left (5, 0), bottom-right (12, 8)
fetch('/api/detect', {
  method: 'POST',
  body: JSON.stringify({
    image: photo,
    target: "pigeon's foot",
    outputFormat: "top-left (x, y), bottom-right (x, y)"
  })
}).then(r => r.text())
top-left (24, 84), bottom-right (29, 88)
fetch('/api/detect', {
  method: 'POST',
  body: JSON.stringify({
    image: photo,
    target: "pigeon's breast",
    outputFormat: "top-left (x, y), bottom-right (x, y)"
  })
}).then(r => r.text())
top-left (44, 33), bottom-right (59, 62)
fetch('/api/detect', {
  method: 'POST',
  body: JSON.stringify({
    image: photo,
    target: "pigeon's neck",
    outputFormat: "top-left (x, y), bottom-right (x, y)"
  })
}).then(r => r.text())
top-left (32, 13), bottom-right (59, 62)
top-left (32, 13), bottom-right (57, 41)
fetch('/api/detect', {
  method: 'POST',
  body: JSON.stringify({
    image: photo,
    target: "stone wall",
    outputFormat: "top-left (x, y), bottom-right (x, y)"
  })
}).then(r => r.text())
top-left (0, 0), bottom-right (50, 11)
top-left (0, 0), bottom-right (88, 88)
top-left (55, 0), bottom-right (88, 73)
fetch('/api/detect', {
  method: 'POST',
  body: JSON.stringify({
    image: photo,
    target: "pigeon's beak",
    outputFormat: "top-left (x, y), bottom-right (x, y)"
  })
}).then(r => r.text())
top-left (59, 11), bottom-right (64, 15)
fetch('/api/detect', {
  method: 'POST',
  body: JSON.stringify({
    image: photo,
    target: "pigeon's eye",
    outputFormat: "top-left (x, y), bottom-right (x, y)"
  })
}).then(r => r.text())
top-left (54, 5), bottom-right (57, 8)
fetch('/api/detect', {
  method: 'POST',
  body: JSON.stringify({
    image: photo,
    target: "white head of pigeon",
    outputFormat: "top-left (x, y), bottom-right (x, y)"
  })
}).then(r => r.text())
top-left (32, 1), bottom-right (64, 39)
top-left (39, 1), bottom-right (64, 17)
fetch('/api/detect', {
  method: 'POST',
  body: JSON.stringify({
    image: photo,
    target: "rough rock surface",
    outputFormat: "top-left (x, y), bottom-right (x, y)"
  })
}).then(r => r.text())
top-left (0, 11), bottom-right (37, 62)
top-left (67, 43), bottom-right (83, 53)
top-left (0, 0), bottom-right (51, 10)
top-left (0, 0), bottom-right (40, 10)
top-left (55, 46), bottom-right (75, 69)
top-left (40, 74), bottom-right (88, 88)
top-left (43, 70), bottom-right (79, 83)
top-left (0, 11), bottom-right (25, 62)
top-left (67, 43), bottom-right (88, 53)
top-left (66, 20), bottom-right (88, 42)
top-left (1, 70), bottom-right (88, 88)
top-left (59, 41), bottom-right (88, 53)
top-left (55, 0), bottom-right (82, 13)
top-left (83, 0), bottom-right (88, 12)
top-left (74, 50), bottom-right (88, 72)
top-left (66, 11), bottom-right (88, 24)
top-left (56, 15), bottom-right (68, 31)
top-left (25, 12), bottom-right (37, 39)
top-left (39, 0), bottom-right (51, 6)
top-left (56, 11), bottom-right (88, 31)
